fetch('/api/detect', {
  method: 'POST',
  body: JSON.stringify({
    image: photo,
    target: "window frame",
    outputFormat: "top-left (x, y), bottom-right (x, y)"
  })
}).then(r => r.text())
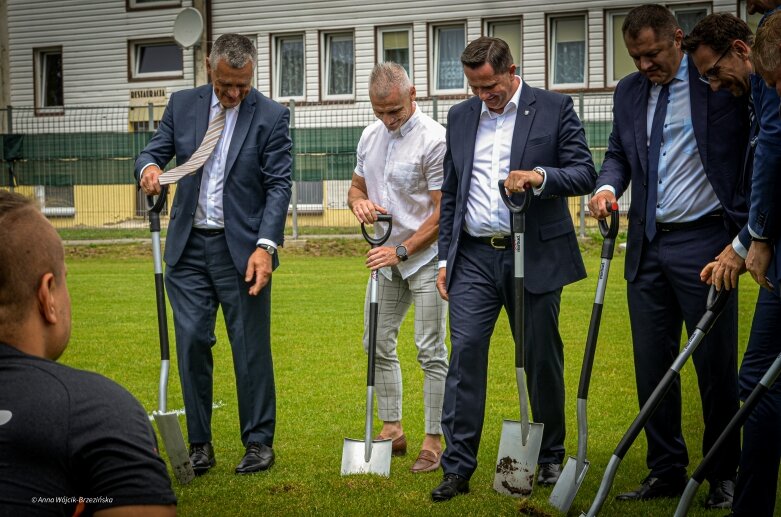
top-left (272, 32), bottom-right (306, 102)
top-left (484, 17), bottom-right (523, 70)
top-left (375, 25), bottom-right (414, 82)
top-left (320, 30), bottom-right (355, 101)
top-left (429, 22), bottom-right (467, 95)
top-left (668, 2), bottom-right (712, 34)
top-left (738, 0), bottom-right (764, 34)
top-left (33, 46), bottom-right (64, 116)
top-left (605, 10), bottom-right (633, 87)
top-left (547, 13), bottom-right (588, 90)
top-left (127, 38), bottom-right (184, 81)
top-left (126, 0), bottom-right (181, 11)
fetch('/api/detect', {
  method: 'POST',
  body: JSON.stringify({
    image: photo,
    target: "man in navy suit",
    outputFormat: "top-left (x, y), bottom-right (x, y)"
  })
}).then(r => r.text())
top-left (430, 36), bottom-right (596, 501)
top-left (588, 5), bottom-right (748, 508)
top-left (136, 33), bottom-right (292, 476)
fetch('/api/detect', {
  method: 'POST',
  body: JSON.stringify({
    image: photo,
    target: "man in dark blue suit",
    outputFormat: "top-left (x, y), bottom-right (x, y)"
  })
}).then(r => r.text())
top-left (136, 34), bottom-right (292, 475)
top-left (588, 5), bottom-right (749, 509)
top-left (430, 36), bottom-right (596, 501)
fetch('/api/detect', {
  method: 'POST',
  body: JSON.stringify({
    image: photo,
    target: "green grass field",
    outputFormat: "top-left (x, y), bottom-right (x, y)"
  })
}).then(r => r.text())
top-left (59, 238), bottom-right (766, 516)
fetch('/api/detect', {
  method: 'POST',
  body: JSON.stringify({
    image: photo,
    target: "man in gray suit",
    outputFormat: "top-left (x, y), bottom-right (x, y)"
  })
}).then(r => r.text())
top-left (431, 36), bottom-right (596, 501)
top-left (136, 33), bottom-right (292, 476)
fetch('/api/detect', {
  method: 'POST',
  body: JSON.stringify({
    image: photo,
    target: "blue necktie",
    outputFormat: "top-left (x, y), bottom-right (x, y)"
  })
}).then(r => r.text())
top-left (645, 83), bottom-right (670, 242)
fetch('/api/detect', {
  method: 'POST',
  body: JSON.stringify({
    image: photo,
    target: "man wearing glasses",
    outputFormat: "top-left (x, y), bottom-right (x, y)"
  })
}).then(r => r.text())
top-left (684, 10), bottom-right (781, 517)
top-left (588, 4), bottom-right (749, 509)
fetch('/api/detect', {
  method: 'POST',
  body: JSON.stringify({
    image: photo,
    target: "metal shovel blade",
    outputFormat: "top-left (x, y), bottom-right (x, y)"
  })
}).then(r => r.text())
top-left (493, 419), bottom-right (544, 497)
top-left (549, 455), bottom-right (590, 511)
top-left (340, 438), bottom-right (392, 476)
top-left (153, 411), bottom-right (195, 484)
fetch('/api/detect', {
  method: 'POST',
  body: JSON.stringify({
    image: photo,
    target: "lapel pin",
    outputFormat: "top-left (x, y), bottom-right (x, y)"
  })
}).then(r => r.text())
top-left (524, 109), bottom-right (530, 116)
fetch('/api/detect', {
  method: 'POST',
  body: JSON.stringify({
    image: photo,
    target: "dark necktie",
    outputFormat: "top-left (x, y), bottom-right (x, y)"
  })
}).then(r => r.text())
top-left (645, 83), bottom-right (670, 242)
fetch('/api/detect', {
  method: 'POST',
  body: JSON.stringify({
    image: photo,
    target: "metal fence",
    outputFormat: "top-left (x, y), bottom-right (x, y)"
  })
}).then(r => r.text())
top-left (0, 93), bottom-right (621, 236)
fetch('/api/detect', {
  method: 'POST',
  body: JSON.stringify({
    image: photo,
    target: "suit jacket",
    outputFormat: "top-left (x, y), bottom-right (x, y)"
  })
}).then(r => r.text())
top-left (598, 55), bottom-right (749, 282)
top-left (438, 82), bottom-right (597, 294)
top-left (134, 85), bottom-right (293, 275)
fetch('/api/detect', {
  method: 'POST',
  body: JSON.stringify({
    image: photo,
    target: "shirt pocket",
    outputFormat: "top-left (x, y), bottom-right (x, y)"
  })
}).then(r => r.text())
top-left (387, 161), bottom-right (425, 191)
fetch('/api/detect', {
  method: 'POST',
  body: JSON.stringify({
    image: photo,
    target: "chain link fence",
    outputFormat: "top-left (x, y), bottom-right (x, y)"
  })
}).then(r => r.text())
top-left (0, 93), bottom-right (621, 236)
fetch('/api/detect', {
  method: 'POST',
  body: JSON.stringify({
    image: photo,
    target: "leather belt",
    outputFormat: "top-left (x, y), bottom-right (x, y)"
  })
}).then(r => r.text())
top-left (656, 211), bottom-right (722, 232)
top-left (192, 227), bottom-right (225, 236)
top-left (462, 232), bottom-right (511, 250)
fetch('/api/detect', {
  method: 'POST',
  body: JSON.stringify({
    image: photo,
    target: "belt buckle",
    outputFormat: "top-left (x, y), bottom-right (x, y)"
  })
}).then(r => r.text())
top-left (490, 235), bottom-right (507, 250)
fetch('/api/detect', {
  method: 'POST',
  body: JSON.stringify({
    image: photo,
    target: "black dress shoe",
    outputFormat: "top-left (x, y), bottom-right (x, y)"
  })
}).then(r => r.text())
top-left (431, 473), bottom-right (470, 502)
top-left (235, 442), bottom-right (274, 474)
top-left (616, 475), bottom-right (687, 501)
top-left (537, 463), bottom-right (562, 485)
top-left (705, 479), bottom-right (734, 509)
top-left (189, 442), bottom-right (216, 475)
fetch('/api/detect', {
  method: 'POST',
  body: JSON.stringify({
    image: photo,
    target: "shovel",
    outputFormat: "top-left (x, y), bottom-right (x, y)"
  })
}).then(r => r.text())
top-left (674, 350), bottom-right (781, 516)
top-left (582, 285), bottom-right (730, 516)
top-left (341, 213), bottom-right (394, 476)
top-left (550, 202), bottom-right (619, 512)
top-left (147, 187), bottom-right (195, 485)
top-left (493, 180), bottom-right (544, 498)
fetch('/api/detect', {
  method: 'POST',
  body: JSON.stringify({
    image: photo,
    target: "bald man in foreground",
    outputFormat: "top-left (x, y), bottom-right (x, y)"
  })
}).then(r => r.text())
top-left (0, 190), bottom-right (177, 516)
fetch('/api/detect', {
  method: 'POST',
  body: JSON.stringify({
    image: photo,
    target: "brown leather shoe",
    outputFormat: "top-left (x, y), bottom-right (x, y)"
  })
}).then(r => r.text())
top-left (375, 433), bottom-right (407, 456)
top-left (411, 449), bottom-right (441, 473)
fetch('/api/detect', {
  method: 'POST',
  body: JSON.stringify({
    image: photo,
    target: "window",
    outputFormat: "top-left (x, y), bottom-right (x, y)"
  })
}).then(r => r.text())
top-left (669, 4), bottom-right (710, 35)
top-left (126, 0), bottom-right (181, 10)
top-left (322, 32), bottom-right (354, 99)
top-left (377, 26), bottom-right (412, 79)
top-left (35, 185), bottom-right (75, 217)
top-left (273, 34), bottom-right (305, 101)
top-left (128, 39), bottom-right (183, 80)
top-left (549, 15), bottom-right (587, 88)
top-left (606, 11), bottom-right (635, 86)
top-left (739, 0), bottom-right (763, 34)
top-left (431, 23), bottom-right (466, 93)
top-left (34, 47), bottom-right (63, 113)
top-left (486, 18), bottom-right (522, 67)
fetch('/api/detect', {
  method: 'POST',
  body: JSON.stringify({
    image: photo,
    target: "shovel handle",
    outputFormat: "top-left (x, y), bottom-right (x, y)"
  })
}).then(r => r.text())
top-left (498, 180), bottom-right (532, 214)
top-left (599, 202), bottom-right (620, 239)
top-left (361, 214), bottom-right (393, 248)
top-left (146, 185), bottom-right (169, 214)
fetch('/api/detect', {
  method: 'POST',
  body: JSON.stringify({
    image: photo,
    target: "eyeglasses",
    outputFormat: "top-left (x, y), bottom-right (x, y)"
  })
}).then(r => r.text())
top-left (698, 47), bottom-right (731, 85)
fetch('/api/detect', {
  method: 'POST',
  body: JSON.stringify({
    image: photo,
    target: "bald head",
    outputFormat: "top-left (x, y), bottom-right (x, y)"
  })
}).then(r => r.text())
top-left (0, 190), bottom-right (69, 358)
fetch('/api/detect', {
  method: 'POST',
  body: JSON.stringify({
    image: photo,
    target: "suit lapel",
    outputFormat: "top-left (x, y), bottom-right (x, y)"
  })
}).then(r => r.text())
top-left (634, 75), bottom-right (651, 177)
top-left (459, 98), bottom-right (481, 192)
top-left (224, 91), bottom-right (257, 178)
top-left (687, 55), bottom-right (708, 169)
top-left (195, 87), bottom-right (211, 153)
top-left (510, 82), bottom-right (536, 168)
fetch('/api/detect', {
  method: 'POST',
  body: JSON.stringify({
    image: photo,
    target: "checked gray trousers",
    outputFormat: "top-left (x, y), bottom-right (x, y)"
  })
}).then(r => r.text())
top-left (363, 259), bottom-right (449, 434)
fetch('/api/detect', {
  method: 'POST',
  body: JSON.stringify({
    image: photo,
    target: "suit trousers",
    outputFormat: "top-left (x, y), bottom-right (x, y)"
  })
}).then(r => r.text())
top-left (363, 259), bottom-right (448, 434)
top-left (627, 220), bottom-right (739, 482)
top-left (165, 230), bottom-right (275, 447)
top-left (441, 237), bottom-right (566, 479)
top-left (732, 288), bottom-right (781, 517)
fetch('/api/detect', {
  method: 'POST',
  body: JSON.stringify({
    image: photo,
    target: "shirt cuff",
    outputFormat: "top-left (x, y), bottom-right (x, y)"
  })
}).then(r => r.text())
top-left (595, 185), bottom-right (616, 196)
top-left (140, 163), bottom-right (158, 179)
top-left (256, 238), bottom-right (277, 249)
top-left (532, 167), bottom-right (547, 196)
top-left (437, 260), bottom-right (447, 269)
top-left (732, 235), bottom-right (748, 260)
top-left (748, 224), bottom-right (767, 240)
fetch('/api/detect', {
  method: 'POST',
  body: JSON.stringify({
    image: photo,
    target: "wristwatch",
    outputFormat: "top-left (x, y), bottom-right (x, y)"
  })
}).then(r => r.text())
top-left (258, 243), bottom-right (276, 256)
top-left (395, 244), bottom-right (408, 262)
top-left (533, 166), bottom-right (546, 182)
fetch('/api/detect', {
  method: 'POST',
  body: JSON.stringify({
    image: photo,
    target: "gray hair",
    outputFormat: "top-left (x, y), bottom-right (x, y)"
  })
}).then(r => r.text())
top-left (369, 62), bottom-right (412, 99)
top-left (209, 33), bottom-right (256, 70)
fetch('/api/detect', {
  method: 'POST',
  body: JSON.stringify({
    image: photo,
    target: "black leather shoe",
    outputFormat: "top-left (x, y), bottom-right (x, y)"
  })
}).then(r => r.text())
top-left (235, 442), bottom-right (274, 474)
top-left (431, 473), bottom-right (470, 502)
top-left (189, 442), bottom-right (216, 476)
top-left (705, 479), bottom-right (734, 509)
top-left (616, 475), bottom-right (686, 501)
top-left (537, 463), bottom-right (562, 485)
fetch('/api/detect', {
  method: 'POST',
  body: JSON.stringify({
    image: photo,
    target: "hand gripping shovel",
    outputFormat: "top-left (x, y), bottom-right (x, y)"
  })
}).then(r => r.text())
top-left (341, 214), bottom-right (394, 476)
top-left (493, 180), bottom-right (544, 497)
top-left (674, 350), bottom-right (781, 516)
top-left (550, 203), bottom-right (619, 512)
top-left (147, 188), bottom-right (195, 485)
top-left (582, 285), bottom-right (730, 516)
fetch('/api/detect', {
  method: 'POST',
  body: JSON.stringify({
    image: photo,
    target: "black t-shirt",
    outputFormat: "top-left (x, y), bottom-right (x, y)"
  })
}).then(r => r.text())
top-left (0, 343), bottom-right (177, 516)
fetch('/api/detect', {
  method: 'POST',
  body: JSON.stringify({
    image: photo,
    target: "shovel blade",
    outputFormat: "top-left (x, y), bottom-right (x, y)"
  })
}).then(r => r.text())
top-left (340, 438), bottom-right (392, 476)
top-left (154, 412), bottom-right (195, 484)
top-left (549, 455), bottom-right (590, 512)
top-left (493, 419), bottom-right (544, 497)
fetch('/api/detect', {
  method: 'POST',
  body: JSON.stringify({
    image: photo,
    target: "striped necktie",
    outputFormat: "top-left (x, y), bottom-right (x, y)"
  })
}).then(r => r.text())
top-left (159, 106), bottom-right (226, 185)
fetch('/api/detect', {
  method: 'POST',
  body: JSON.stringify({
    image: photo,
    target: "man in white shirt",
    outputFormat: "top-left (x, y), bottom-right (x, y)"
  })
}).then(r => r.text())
top-left (348, 62), bottom-right (449, 473)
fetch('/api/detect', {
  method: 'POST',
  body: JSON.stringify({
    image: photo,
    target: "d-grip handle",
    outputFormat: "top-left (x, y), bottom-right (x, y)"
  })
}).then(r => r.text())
top-left (360, 214), bottom-right (393, 248)
top-left (706, 284), bottom-right (729, 314)
top-left (497, 179), bottom-right (532, 214)
top-left (599, 202), bottom-right (620, 239)
top-left (146, 185), bottom-right (169, 214)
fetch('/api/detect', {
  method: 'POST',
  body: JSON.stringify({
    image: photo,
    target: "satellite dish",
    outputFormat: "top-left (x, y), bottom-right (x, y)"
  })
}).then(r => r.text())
top-left (173, 7), bottom-right (203, 49)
